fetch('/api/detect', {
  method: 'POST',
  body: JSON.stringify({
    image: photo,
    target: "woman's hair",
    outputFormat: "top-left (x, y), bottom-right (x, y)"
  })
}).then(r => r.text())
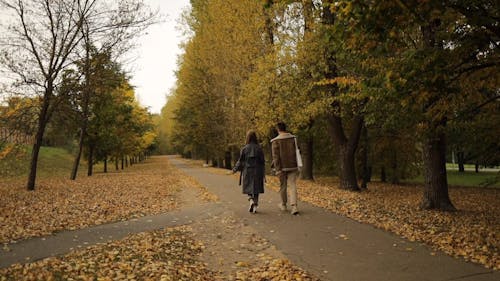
top-left (245, 130), bottom-right (258, 144)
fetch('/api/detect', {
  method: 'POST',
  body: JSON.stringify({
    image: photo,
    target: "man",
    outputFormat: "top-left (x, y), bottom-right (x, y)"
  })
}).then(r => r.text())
top-left (271, 122), bottom-right (300, 215)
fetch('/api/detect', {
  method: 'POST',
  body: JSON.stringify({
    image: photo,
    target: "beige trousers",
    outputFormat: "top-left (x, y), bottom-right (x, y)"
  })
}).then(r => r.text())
top-left (279, 171), bottom-right (298, 206)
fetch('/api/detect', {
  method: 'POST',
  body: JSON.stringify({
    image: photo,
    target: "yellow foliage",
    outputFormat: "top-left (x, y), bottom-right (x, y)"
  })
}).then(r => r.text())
top-left (313, 76), bottom-right (358, 87)
top-left (0, 144), bottom-right (15, 160)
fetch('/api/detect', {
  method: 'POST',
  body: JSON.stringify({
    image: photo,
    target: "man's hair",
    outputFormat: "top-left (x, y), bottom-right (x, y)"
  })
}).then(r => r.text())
top-left (246, 130), bottom-right (258, 144)
top-left (276, 122), bottom-right (287, 132)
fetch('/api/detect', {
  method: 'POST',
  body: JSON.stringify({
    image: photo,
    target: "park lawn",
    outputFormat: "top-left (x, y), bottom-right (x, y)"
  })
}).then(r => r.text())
top-left (406, 170), bottom-right (499, 188)
top-left (446, 170), bottom-right (498, 188)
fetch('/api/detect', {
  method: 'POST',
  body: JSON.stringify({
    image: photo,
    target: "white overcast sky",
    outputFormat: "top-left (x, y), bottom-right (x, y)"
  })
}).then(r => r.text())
top-left (129, 0), bottom-right (190, 114)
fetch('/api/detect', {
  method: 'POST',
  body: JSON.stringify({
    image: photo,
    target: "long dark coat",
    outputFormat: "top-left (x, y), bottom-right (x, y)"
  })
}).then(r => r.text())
top-left (232, 143), bottom-right (265, 195)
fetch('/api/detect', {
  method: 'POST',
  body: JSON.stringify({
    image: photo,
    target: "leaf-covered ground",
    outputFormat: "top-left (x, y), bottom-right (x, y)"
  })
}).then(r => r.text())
top-left (0, 157), bottom-right (214, 244)
top-left (0, 225), bottom-right (319, 280)
top-left (1, 156), bottom-right (319, 280)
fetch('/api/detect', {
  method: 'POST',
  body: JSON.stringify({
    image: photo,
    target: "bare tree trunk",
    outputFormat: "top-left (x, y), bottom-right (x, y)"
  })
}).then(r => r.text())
top-left (360, 125), bottom-right (369, 189)
top-left (71, 128), bottom-right (85, 180)
top-left (27, 96), bottom-right (50, 190)
top-left (87, 144), bottom-right (94, 176)
top-left (104, 156), bottom-right (108, 173)
top-left (327, 115), bottom-right (363, 191)
top-left (421, 129), bottom-right (456, 211)
top-left (390, 149), bottom-right (399, 184)
top-left (301, 136), bottom-right (314, 180)
top-left (457, 151), bottom-right (465, 172)
top-left (27, 84), bottom-right (53, 190)
top-left (224, 151), bottom-right (232, 169)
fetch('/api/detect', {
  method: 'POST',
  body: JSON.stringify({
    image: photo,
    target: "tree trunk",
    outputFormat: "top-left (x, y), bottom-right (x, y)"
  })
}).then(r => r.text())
top-left (263, 0), bottom-right (274, 46)
top-left (71, 127), bottom-right (85, 180)
top-left (360, 125), bottom-right (369, 189)
top-left (338, 145), bottom-right (359, 190)
top-left (381, 167), bottom-right (386, 182)
top-left (121, 156), bottom-right (124, 170)
top-left (71, 40), bottom-right (92, 180)
top-left (421, 130), bottom-right (456, 211)
top-left (27, 118), bottom-right (45, 190)
top-left (301, 136), bottom-right (314, 180)
top-left (87, 144), bottom-right (94, 176)
top-left (390, 149), bottom-right (399, 184)
top-left (224, 151), bottom-right (232, 169)
top-left (321, 0), bottom-right (361, 190)
top-left (457, 151), bottom-right (465, 172)
top-left (327, 115), bottom-right (363, 191)
top-left (27, 88), bottom-right (52, 190)
top-left (115, 157), bottom-right (119, 171)
top-left (475, 162), bottom-right (479, 173)
top-left (104, 156), bottom-right (108, 173)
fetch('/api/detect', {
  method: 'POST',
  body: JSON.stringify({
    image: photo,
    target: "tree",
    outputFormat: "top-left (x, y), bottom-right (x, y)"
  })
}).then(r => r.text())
top-left (311, 0), bottom-right (365, 190)
top-left (0, 0), bottom-right (97, 190)
top-left (334, 0), bottom-right (499, 210)
top-left (0, 0), bottom-right (156, 190)
top-left (70, 1), bottom-right (156, 180)
top-left (173, 0), bottom-right (268, 164)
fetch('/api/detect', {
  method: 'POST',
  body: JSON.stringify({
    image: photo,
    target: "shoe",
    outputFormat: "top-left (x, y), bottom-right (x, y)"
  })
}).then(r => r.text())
top-left (278, 203), bottom-right (287, 211)
top-left (290, 205), bottom-right (299, 215)
top-left (249, 199), bottom-right (255, 213)
top-left (252, 204), bottom-right (258, 213)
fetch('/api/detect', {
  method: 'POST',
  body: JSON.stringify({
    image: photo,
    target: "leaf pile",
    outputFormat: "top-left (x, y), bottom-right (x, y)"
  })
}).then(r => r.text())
top-left (0, 156), bottom-right (211, 244)
top-left (234, 258), bottom-right (321, 281)
top-left (264, 176), bottom-right (500, 270)
top-left (0, 226), bottom-right (217, 281)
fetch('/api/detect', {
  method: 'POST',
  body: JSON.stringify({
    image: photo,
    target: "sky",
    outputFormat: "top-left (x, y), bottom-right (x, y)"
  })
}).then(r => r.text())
top-left (128, 0), bottom-right (191, 114)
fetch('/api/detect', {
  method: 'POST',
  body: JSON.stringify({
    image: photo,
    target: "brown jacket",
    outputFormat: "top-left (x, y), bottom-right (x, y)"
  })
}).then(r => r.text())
top-left (271, 132), bottom-right (298, 173)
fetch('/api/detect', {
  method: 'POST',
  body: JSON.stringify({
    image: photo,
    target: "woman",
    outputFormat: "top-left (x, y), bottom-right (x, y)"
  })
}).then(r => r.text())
top-left (229, 130), bottom-right (265, 213)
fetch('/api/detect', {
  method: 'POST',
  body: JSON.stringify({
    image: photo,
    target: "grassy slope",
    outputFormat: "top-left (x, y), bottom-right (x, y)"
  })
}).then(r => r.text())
top-left (0, 146), bottom-right (83, 180)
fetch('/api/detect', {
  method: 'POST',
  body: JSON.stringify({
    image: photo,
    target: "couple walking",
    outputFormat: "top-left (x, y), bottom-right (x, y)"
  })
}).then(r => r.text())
top-left (228, 122), bottom-right (300, 215)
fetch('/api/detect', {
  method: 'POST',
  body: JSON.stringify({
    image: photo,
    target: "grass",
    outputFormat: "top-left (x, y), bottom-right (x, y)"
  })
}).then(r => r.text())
top-left (447, 170), bottom-right (499, 188)
top-left (0, 145), bottom-right (87, 180)
top-left (406, 170), bottom-right (499, 188)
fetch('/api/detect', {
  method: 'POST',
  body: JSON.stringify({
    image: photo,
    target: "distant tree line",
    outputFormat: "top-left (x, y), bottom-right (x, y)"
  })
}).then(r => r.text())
top-left (158, 0), bottom-right (499, 211)
top-left (0, 0), bottom-right (158, 190)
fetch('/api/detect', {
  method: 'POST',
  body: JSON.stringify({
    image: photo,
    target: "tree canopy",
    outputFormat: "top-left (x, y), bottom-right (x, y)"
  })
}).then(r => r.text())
top-left (162, 0), bottom-right (499, 210)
